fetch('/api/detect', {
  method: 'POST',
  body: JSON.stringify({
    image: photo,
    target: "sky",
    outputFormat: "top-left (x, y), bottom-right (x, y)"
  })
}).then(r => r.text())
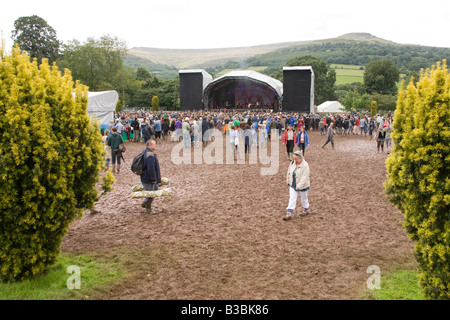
top-left (1, 0), bottom-right (449, 50)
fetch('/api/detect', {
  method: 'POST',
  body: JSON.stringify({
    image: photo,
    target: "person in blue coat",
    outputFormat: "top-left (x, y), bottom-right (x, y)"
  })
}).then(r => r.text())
top-left (296, 126), bottom-right (310, 156)
top-left (140, 139), bottom-right (161, 213)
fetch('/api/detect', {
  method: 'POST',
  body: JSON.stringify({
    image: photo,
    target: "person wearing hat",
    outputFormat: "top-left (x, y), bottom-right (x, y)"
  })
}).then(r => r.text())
top-left (284, 150), bottom-right (310, 220)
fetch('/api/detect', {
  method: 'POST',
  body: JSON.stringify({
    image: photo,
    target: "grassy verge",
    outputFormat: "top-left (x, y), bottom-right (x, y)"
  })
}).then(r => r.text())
top-left (0, 253), bottom-right (125, 300)
top-left (364, 269), bottom-right (426, 300)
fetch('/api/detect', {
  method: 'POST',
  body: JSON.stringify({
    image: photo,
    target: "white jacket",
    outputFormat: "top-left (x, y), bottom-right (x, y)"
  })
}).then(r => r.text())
top-left (286, 159), bottom-right (310, 191)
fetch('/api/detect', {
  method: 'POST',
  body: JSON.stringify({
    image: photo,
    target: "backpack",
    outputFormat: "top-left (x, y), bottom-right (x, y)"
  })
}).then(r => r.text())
top-left (131, 150), bottom-right (152, 175)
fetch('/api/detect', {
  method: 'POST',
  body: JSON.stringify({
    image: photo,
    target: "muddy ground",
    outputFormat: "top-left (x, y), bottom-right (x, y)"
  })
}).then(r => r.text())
top-left (61, 130), bottom-right (414, 300)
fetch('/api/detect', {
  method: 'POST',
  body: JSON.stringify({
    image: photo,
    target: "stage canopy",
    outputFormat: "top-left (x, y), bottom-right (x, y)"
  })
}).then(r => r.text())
top-left (317, 101), bottom-right (346, 113)
top-left (203, 70), bottom-right (283, 110)
top-left (87, 90), bottom-right (119, 124)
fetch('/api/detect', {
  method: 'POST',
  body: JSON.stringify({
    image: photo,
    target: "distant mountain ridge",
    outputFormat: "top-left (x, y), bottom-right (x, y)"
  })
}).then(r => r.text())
top-left (125, 33), bottom-right (450, 80)
top-left (127, 33), bottom-right (396, 69)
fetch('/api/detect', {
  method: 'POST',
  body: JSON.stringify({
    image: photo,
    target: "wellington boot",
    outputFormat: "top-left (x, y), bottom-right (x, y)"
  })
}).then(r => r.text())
top-left (117, 164), bottom-right (120, 174)
top-left (111, 165), bottom-right (116, 174)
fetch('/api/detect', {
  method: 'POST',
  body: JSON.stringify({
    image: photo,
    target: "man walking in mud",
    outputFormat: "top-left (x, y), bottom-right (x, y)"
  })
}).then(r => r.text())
top-left (322, 122), bottom-right (335, 150)
top-left (141, 140), bottom-right (161, 213)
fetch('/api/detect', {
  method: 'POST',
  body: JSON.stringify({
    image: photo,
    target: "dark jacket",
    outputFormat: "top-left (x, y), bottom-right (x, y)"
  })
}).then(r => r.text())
top-left (107, 132), bottom-right (123, 150)
top-left (131, 119), bottom-right (140, 130)
top-left (140, 148), bottom-right (161, 185)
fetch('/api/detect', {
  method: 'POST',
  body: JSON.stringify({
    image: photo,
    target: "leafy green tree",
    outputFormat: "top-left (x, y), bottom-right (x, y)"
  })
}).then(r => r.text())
top-left (136, 66), bottom-right (152, 83)
top-left (58, 35), bottom-right (128, 91)
top-left (0, 46), bottom-right (105, 281)
top-left (385, 60), bottom-right (450, 300)
top-left (370, 101), bottom-right (377, 117)
top-left (338, 90), bottom-right (370, 111)
top-left (369, 93), bottom-right (397, 111)
top-left (364, 59), bottom-right (400, 94)
top-left (11, 15), bottom-right (61, 64)
top-left (152, 96), bottom-right (160, 111)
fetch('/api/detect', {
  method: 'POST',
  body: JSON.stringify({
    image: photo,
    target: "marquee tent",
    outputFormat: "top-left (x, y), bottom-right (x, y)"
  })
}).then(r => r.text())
top-left (317, 101), bottom-right (345, 113)
top-left (87, 90), bottom-right (119, 124)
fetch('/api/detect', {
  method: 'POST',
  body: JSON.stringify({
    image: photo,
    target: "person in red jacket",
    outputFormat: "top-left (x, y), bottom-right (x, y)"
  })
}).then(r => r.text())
top-left (282, 125), bottom-right (296, 160)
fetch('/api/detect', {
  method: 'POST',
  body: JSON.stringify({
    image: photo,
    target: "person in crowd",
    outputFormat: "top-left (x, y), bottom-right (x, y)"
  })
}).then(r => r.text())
top-left (360, 115), bottom-right (368, 136)
top-left (343, 117), bottom-right (350, 136)
top-left (385, 121), bottom-right (392, 154)
top-left (277, 118), bottom-right (283, 141)
top-left (229, 124), bottom-right (240, 159)
top-left (132, 117), bottom-right (141, 142)
top-left (284, 150), bottom-right (311, 220)
top-left (154, 117), bottom-right (162, 140)
top-left (322, 122), bottom-right (335, 150)
top-left (182, 117), bottom-right (191, 148)
top-left (202, 117), bottom-right (210, 147)
top-left (140, 140), bottom-right (161, 213)
top-left (142, 119), bottom-right (152, 144)
top-left (368, 117), bottom-right (375, 138)
top-left (374, 125), bottom-right (386, 153)
top-left (162, 117), bottom-right (170, 141)
top-left (244, 124), bottom-right (252, 157)
top-left (319, 119), bottom-right (325, 135)
top-left (116, 119), bottom-right (124, 136)
top-left (102, 129), bottom-right (111, 171)
top-left (282, 124), bottom-right (296, 161)
top-left (124, 121), bottom-right (132, 141)
top-left (107, 126), bottom-right (124, 174)
top-left (297, 126), bottom-right (310, 156)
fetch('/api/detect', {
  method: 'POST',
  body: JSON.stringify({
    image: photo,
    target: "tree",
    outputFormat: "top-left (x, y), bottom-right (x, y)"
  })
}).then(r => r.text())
top-left (58, 35), bottom-right (128, 91)
top-left (274, 55), bottom-right (336, 105)
top-left (370, 101), bottom-right (377, 116)
top-left (152, 96), bottom-right (160, 111)
top-left (0, 45), bottom-right (105, 281)
top-left (136, 66), bottom-right (152, 83)
top-left (369, 93), bottom-right (397, 111)
top-left (385, 60), bottom-right (450, 299)
top-left (11, 15), bottom-right (61, 64)
top-left (338, 90), bottom-right (370, 111)
top-left (364, 59), bottom-right (400, 94)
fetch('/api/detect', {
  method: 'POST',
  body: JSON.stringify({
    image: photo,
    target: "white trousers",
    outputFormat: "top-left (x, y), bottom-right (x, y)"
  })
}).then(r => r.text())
top-left (286, 187), bottom-right (309, 216)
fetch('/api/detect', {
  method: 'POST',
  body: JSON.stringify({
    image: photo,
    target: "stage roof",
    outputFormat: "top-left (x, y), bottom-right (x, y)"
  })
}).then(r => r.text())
top-left (207, 70), bottom-right (283, 97)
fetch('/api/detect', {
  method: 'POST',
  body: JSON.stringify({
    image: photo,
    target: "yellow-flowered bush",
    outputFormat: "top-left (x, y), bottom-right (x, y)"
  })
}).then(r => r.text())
top-left (385, 60), bottom-right (449, 299)
top-left (0, 45), bottom-right (105, 281)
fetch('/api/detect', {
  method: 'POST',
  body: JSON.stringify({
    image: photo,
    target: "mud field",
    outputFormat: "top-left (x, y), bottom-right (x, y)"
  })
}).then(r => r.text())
top-left (61, 131), bottom-right (414, 300)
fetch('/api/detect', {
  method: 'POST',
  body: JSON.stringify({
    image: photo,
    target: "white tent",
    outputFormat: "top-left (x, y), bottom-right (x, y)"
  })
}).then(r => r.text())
top-left (87, 91), bottom-right (119, 124)
top-left (317, 101), bottom-right (345, 113)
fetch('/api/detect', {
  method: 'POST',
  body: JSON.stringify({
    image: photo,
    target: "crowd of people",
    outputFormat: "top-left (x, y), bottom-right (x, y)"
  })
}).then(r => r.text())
top-left (103, 109), bottom-right (394, 157)
top-left (102, 108), bottom-right (394, 217)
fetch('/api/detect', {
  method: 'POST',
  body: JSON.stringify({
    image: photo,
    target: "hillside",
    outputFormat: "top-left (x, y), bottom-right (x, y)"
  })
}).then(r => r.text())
top-left (125, 33), bottom-right (450, 80)
top-left (127, 40), bottom-right (313, 69)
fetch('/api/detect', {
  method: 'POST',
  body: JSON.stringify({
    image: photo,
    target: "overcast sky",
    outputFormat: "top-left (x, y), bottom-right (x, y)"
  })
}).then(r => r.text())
top-left (1, 0), bottom-right (449, 50)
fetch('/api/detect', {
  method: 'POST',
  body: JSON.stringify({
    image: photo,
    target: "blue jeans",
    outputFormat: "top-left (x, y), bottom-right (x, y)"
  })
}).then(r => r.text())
top-left (111, 149), bottom-right (121, 165)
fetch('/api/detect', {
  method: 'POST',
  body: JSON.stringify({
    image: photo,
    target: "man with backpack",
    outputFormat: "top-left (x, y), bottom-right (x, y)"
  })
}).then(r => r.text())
top-left (140, 140), bottom-right (161, 213)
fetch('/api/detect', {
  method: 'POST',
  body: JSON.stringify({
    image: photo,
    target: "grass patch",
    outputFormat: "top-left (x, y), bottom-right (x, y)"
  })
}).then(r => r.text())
top-left (364, 269), bottom-right (426, 300)
top-left (0, 253), bottom-right (125, 300)
top-left (331, 64), bottom-right (364, 70)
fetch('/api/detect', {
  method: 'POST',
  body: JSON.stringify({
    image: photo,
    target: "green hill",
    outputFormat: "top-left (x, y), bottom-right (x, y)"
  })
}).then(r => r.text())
top-left (125, 33), bottom-right (450, 82)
